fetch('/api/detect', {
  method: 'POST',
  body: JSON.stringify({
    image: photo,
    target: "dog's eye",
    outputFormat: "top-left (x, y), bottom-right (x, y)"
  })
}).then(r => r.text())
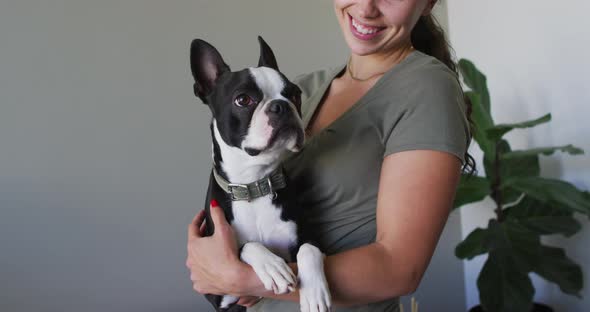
top-left (234, 94), bottom-right (255, 107)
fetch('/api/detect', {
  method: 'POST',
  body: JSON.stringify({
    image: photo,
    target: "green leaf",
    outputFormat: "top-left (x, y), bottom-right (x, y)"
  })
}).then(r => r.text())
top-left (478, 251), bottom-right (534, 312)
top-left (520, 217), bottom-right (580, 237)
top-left (486, 219), bottom-right (512, 250)
top-left (501, 220), bottom-right (542, 271)
top-left (502, 177), bottom-right (590, 217)
top-left (453, 175), bottom-right (490, 209)
top-left (533, 246), bottom-right (583, 297)
top-left (494, 141), bottom-right (541, 205)
top-left (500, 154), bottom-right (540, 178)
top-left (459, 59), bottom-right (491, 114)
top-left (505, 196), bottom-right (582, 237)
top-left (482, 139), bottom-right (509, 181)
top-left (466, 91), bottom-right (496, 157)
top-left (456, 228), bottom-right (490, 260)
top-left (505, 196), bottom-right (568, 218)
top-left (486, 113), bottom-right (551, 141)
top-left (475, 220), bottom-right (543, 311)
top-left (500, 189), bottom-right (524, 207)
top-left (502, 144), bottom-right (585, 159)
top-left (484, 220), bottom-right (542, 271)
top-left (483, 140), bottom-right (540, 205)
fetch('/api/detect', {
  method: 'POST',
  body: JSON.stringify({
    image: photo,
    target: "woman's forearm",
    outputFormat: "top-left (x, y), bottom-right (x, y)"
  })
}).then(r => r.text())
top-left (233, 241), bottom-right (417, 307)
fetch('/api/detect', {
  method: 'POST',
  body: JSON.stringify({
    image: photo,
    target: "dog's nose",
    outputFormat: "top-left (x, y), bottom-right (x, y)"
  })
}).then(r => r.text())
top-left (267, 100), bottom-right (288, 116)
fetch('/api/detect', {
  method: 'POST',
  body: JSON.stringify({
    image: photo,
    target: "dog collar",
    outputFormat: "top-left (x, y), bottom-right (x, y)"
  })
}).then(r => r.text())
top-left (212, 167), bottom-right (287, 202)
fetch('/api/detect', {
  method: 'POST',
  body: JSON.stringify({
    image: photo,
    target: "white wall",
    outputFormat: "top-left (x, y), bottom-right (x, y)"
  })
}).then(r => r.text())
top-left (447, 1), bottom-right (590, 311)
top-left (0, 1), bottom-right (464, 311)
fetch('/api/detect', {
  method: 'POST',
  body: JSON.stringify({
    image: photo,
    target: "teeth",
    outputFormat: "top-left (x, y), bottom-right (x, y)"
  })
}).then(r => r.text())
top-left (352, 18), bottom-right (380, 35)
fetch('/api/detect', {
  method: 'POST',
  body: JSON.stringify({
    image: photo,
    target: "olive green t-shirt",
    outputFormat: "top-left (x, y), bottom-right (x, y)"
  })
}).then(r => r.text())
top-left (249, 51), bottom-right (471, 312)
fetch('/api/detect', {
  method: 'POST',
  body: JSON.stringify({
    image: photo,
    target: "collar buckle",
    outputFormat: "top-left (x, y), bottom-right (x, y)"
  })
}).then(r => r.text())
top-left (213, 167), bottom-right (285, 202)
top-left (227, 183), bottom-right (251, 202)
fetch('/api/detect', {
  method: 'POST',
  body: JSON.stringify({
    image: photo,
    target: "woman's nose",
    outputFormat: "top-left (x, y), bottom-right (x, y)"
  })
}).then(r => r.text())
top-left (357, 0), bottom-right (380, 19)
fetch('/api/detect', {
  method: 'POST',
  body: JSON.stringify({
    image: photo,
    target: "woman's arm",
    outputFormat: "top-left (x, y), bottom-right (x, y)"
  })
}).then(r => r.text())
top-left (233, 149), bottom-right (462, 307)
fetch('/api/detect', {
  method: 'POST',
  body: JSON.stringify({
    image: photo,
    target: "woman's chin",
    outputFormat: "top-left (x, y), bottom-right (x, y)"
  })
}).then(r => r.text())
top-left (345, 39), bottom-right (380, 56)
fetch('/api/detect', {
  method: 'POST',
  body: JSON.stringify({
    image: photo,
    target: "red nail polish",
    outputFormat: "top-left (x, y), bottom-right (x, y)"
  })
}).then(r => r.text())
top-left (210, 199), bottom-right (219, 207)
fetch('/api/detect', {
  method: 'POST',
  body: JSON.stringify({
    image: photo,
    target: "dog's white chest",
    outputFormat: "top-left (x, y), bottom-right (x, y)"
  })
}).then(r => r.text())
top-left (231, 197), bottom-right (297, 261)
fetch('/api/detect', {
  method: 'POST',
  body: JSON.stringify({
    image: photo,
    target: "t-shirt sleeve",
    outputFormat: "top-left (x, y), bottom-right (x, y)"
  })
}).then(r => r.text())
top-left (291, 69), bottom-right (332, 104)
top-left (291, 67), bottom-right (338, 125)
top-left (383, 68), bottom-right (471, 165)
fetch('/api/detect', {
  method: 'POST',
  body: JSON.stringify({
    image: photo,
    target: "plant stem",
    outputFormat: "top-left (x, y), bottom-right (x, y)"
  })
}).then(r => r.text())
top-left (492, 142), bottom-right (504, 222)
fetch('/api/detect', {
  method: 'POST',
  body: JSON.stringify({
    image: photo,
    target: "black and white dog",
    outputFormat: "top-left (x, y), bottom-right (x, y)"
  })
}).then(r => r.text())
top-left (190, 36), bottom-right (331, 312)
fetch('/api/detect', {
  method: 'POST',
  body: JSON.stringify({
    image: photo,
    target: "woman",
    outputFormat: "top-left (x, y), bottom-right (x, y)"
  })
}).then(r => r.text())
top-left (186, 0), bottom-right (476, 311)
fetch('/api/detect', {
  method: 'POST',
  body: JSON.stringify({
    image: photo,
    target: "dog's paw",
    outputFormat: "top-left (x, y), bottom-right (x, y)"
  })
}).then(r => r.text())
top-left (299, 280), bottom-right (331, 312)
top-left (297, 244), bottom-right (332, 312)
top-left (240, 242), bottom-right (297, 295)
top-left (220, 295), bottom-right (239, 309)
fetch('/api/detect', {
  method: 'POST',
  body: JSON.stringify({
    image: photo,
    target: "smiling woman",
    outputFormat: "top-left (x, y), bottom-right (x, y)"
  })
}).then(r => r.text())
top-left (334, 0), bottom-right (426, 58)
top-left (185, 0), bottom-right (475, 311)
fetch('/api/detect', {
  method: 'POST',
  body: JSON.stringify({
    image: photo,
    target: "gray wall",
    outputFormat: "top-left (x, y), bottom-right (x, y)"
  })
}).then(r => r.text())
top-left (0, 1), bottom-right (464, 311)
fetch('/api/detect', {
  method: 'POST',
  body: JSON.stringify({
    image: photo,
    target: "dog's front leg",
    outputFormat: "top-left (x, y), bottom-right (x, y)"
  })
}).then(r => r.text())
top-left (240, 242), bottom-right (297, 295)
top-left (297, 243), bottom-right (331, 312)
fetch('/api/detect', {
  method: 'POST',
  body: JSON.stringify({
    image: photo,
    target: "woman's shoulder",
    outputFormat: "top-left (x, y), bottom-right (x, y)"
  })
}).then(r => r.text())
top-left (379, 52), bottom-right (471, 163)
top-left (373, 51), bottom-right (464, 115)
top-left (383, 50), bottom-right (460, 91)
top-left (375, 50), bottom-right (468, 133)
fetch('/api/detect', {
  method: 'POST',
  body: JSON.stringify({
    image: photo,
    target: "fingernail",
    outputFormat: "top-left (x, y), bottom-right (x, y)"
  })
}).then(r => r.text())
top-left (210, 199), bottom-right (219, 207)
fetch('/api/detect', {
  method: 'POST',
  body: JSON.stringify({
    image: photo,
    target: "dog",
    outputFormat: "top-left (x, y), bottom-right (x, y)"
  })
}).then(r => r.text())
top-left (190, 36), bottom-right (332, 312)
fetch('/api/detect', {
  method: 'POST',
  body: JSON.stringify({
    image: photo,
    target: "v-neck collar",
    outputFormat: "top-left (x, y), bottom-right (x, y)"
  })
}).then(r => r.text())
top-left (302, 50), bottom-right (420, 142)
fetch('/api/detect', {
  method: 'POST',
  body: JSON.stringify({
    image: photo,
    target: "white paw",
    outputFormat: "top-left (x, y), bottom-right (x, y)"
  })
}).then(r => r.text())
top-left (240, 242), bottom-right (297, 295)
top-left (220, 295), bottom-right (239, 309)
top-left (299, 278), bottom-right (331, 312)
top-left (297, 244), bottom-right (332, 312)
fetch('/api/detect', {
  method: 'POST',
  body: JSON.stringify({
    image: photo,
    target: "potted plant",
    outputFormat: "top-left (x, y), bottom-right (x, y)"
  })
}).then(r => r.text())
top-left (452, 59), bottom-right (590, 312)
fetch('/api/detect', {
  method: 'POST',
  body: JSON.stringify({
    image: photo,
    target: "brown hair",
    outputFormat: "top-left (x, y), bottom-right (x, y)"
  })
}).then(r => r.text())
top-left (411, 13), bottom-right (477, 177)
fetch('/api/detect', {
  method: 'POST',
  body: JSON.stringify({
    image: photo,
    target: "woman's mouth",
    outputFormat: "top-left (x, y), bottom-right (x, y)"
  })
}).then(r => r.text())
top-left (348, 14), bottom-right (386, 40)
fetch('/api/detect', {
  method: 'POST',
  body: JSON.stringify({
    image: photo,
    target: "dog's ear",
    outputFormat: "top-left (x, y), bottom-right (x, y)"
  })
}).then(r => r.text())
top-left (190, 39), bottom-right (230, 104)
top-left (257, 36), bottom-right (278, 71)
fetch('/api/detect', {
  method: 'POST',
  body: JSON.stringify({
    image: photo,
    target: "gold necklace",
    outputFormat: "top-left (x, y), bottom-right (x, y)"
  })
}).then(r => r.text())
top-left (346, 57), bottom-right (385, 82)
top-left (346, 46), bottom-right (415, 82)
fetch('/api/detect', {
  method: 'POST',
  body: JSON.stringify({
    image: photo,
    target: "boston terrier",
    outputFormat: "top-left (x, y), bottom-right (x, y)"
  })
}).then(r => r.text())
top-left (190, 36), bottom-right (331, 312)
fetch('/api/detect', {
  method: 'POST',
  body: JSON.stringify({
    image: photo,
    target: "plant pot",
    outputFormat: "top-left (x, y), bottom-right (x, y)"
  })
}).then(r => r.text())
top-left (468, 303), bottom-right (553, 312)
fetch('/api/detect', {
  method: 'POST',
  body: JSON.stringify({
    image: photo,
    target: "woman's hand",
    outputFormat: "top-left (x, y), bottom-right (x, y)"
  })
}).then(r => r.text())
top-left (186, 200), bottom-right (245, 296)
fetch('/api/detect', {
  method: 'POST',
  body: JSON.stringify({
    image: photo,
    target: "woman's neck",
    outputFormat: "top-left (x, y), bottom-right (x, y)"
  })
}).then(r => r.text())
top-left (347, 43), bottom-right (415, 81)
